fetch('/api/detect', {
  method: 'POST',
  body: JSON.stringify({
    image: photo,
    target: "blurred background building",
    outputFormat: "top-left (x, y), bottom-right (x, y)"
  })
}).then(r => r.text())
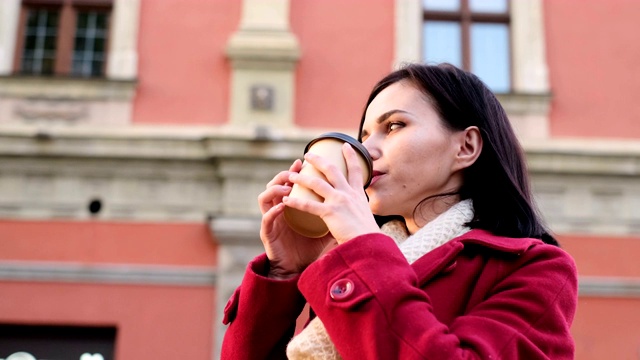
top-left (0, 0), bottom-right (638, 359)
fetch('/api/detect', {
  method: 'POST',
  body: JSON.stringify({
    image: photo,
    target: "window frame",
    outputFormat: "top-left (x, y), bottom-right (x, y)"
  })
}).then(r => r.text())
top-left (13, 0), bottom-right (113, 77)
top-left (422, 0), bottom-right (512, 91)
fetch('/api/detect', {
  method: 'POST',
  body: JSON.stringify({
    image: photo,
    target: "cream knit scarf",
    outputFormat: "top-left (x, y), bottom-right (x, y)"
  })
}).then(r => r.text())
top-left (286, 199), bottom-right (474, 360)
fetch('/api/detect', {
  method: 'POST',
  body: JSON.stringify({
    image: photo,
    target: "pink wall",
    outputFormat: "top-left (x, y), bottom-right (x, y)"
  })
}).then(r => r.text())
top-left (133, 0), bottom-right (241, 125)
top-left (0, 220), bottom-right (217, 358)
top-left (0, 220), bottom-right (217, 266)
top-left (572, 297), bottom-right (640, 360)
top-left (291, 0), bottom-right (394, 130)
top-left (559, 234), bottom-right (640, 359)
top-left (560, 234), bottom-right (640, 277)
top-left (545, 0), bottom-right (640, 138)
top-left (0, 282), bottom-right (215, 359)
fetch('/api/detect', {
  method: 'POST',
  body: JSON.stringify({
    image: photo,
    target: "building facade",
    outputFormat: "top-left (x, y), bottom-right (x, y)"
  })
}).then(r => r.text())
top-left (0, 0), bottom-right (638, 359)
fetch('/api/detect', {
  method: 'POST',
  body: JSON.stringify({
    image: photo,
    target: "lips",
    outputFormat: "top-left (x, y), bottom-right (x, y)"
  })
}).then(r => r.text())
top-left (369, 170), bottom-right (385, 187)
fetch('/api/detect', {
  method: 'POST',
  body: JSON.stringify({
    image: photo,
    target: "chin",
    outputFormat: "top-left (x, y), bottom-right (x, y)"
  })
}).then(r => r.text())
top-left (367, 199), bottom-right (382, 215)
top-left (368, 201), bottom-right (392, 217)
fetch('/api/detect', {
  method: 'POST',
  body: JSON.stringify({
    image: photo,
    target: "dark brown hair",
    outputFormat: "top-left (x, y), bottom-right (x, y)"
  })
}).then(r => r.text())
top-left (358, 63), bottom-right (558, 246)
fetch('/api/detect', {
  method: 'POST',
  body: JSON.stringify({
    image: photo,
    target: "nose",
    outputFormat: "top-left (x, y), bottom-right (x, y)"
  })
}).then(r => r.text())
top-left (362, 137), bottom-right (381, 160)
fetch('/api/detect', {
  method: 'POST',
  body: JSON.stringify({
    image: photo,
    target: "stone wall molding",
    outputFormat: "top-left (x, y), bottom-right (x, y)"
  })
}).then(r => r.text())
top-left (0, 261), bottom-right (216, 286)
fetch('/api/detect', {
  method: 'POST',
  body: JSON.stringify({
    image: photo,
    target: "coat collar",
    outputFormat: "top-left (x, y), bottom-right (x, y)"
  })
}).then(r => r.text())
top-left (454, 229), bottom-right (544, 255)
top-left (410, 229), bottom-right (544, 283)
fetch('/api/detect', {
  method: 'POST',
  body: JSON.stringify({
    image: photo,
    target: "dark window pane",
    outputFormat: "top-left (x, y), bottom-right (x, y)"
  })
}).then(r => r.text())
top-left (94, 37), bottom-right (105, 52)
top-left (27, 12), bottom-right (38, 27)
top-left (41, 57), bottom-right (55, 74)
top-left (72, 59), bottom-right (83, 74)
top-left (21, 9), bottom-right (59, 75)
top-left (75, 28), bottom-right (87, 38)
top-left (77, 12), bottom-right (88, 28)
top-left (46, 10), bottom-right (59, 27)
top-left (22, 59), bottom-right (33, 72)
top-left (25, 35), bottom-right (37, 50)
top-left (44, 35), bottom-right (56, 50)
top-left (72, 10), bottom-right (109, 77)
top-left (75, 36), bottom-right (86, 51)
top-left (423, 0), bottom-right (460, 11)
top-left (423, 21), bottom-right (462, 67)
top-left (92, 60), bottom-right (103, 76)
top-left (96, 13), bottom-right (108, 29)
top-left (471, 23), bottom-right (510, 92)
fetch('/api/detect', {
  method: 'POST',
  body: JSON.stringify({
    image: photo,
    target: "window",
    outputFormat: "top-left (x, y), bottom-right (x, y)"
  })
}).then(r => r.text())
top-left (14, 0), bottom-right (112, 77)
top-left (422, 0), bottom-right (511, 93)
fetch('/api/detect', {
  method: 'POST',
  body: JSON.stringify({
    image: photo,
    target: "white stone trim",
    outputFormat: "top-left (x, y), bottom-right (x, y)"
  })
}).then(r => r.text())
top-left (239, 0), bottom-right (290, 31)
top-left (107, 0), bottom-right (141, 80)
top-left (511, 0), bottom-right (549, 93)
top-left (0, 125), bottom-right (639, 234)
top-left (0, 0), bottom-right (20, 75)
top-left (226, 0), bottom-right (300, 128)
top-left (579, 276), bottom-right (640, 298)
top-left (0, 261), bottom-right (216, 286)
top-left (209, 216), bottom-right (265, 360)
top-left (394, 0), bottom-right (422, 68)
top-left (0, 77), bottom-right (136, 125)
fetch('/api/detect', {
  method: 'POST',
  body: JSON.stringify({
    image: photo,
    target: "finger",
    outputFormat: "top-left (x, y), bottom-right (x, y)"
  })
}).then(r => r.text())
top-left (282, 195), bottom-right (324, 218)
top-left (342, 143), bottom-right (364, 189)
top-left (266, 159), bottom-right (303, 188)
top-left (266, 170), bottom-right (294, 188)
top-left (258, 185), bottom-right (292, 214)
top-left (289, 158), bottom-right (303, 172)
top-left (288, 171), bottom-right (335, 200)
top-left (302, 152), bottom-right (349, 190)
top-left (261, 202), bottom-right (285, 240)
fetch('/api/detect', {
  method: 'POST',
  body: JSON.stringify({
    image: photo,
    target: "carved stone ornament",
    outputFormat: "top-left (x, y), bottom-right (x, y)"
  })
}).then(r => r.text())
top-left (14, 98), bottom-right (88, 123)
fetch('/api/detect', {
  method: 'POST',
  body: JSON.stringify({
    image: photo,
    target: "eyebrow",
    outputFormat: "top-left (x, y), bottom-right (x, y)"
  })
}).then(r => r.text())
top-left (360, 109), bottom-right (411, 137)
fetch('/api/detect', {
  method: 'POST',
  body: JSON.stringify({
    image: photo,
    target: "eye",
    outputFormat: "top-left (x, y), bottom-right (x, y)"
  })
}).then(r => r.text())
top-left (388, 122), bottom-right (404, 132)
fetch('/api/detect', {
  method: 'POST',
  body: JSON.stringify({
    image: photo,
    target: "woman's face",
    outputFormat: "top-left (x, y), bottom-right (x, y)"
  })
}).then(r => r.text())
top-left (360, 80), bottom-right (464, 228)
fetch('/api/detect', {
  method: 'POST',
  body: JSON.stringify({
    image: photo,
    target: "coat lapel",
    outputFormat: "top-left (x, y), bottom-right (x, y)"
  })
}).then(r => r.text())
top-left (410, 229), bottom-right (543, 285)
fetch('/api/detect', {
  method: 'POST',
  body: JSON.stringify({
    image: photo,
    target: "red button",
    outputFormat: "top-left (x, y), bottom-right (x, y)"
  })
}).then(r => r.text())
top-left (330, 279), bottom-right (354, 300)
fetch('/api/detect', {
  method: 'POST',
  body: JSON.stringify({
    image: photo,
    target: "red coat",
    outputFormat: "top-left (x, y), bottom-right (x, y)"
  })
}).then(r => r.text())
top-left (221, 229), bottom-right (577, 359)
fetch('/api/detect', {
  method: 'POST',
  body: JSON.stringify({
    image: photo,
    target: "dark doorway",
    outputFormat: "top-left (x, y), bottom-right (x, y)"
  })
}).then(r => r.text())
top-left (0, 324), bottom-right (116, 360)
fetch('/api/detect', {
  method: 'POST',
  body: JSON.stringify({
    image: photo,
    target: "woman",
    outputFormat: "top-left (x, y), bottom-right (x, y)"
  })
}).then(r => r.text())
top-left (221, 63), bottom-right (578, 359)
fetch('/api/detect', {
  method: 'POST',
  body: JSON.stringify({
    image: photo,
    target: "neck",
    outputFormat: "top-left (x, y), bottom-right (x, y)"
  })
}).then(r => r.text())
top-left (404, 196), bottom-right (461, 235)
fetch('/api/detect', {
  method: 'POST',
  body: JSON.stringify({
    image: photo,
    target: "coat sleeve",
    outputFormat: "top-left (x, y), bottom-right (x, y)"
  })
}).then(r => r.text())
top-left (221, 253), bottom-right (307, 360)
top-left (298, 233), bottom-right (578, 360)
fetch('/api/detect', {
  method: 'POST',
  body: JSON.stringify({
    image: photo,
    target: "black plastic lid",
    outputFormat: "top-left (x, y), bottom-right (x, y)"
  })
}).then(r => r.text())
top-left (304, 132), bottom-right (374, 188)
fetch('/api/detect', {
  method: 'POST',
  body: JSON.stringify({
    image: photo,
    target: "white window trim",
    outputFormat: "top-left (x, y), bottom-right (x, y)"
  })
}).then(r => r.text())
top-left (0, 0), bottom-right (140, 80)
top-left (0, 0), bottom-right (20, 75)
top-left (394, 0), bottom-right (549, 94)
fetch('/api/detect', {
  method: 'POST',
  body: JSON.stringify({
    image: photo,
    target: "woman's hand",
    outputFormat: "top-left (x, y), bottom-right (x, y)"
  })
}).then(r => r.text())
top-left (282, 143), bottom-right (382, 244)
top-left (259, 159), bottom-right (336, 279)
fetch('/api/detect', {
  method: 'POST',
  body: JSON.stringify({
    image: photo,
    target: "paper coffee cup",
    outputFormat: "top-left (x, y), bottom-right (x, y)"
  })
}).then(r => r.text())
top-left (284, 132), bottom-right (373, 238)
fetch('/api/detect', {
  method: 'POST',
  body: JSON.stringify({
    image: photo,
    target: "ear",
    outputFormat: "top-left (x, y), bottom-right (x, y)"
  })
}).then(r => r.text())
top-left (452, 126), bottom-right (482, 171)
